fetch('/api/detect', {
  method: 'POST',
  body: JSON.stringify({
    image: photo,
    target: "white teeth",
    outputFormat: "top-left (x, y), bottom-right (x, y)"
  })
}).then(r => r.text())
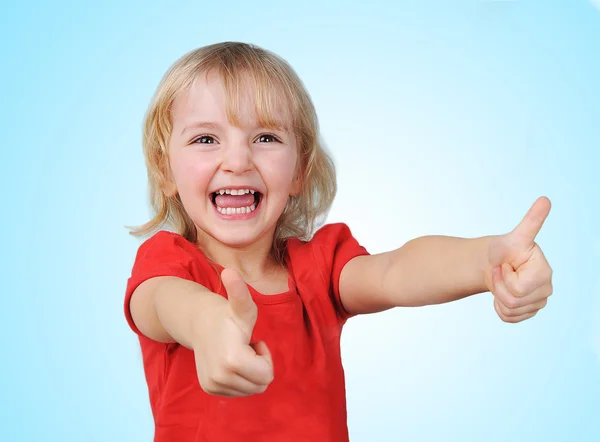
top-left (214, 188), bottom-right (256, 195)
top-left (213, 188), bottom-right (260, 216)
top-left (216, 203), bottom-right (258, 215)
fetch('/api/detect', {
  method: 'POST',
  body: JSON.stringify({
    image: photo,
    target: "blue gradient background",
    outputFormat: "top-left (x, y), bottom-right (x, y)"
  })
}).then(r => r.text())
top-left (2, 1), bottom-right (598, 441)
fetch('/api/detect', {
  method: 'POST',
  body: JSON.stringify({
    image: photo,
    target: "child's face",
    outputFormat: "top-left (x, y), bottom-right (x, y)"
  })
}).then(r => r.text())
top-left (167, 73), bottom-right (299, 250)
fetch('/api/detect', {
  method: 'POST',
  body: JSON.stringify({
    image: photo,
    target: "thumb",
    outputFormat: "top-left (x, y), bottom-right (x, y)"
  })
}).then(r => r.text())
top-left (221, 268), bottom-right (257, 335)
top-left (510, 196), bottom-right (551, 247)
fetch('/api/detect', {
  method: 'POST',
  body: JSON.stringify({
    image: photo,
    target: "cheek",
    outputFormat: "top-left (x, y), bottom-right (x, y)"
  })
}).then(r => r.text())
top-left (262, 150), bottom-right (298, 188)
top-left (170, 153), bottom-right (214, 191)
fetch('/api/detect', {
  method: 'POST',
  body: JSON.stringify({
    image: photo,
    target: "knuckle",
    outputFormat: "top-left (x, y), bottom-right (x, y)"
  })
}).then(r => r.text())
top-left (496, 301), bottom-right (509, 315)
top-left (536, 263), bottom-right (552, 281)
top-left (508, 314), bottom-right (523, 323)
top-left (211, 370), bottom-right (229, 386)
top-left (494, 298), bottom-right (505, 315)
top-left (512, 284), bottom-right (528, 298)
top-left (200, 379), bottom-right (219, 395)
top-left (260, 376), bottom-right (273, 388)
top-left (504, 296), bottom-right (520, 310)
top-left (223, 353), bottom-right (240, 372)
top-left (255, 384), bottom-right (268, 394)
top-left (259, 367), bottom-right (274, 385)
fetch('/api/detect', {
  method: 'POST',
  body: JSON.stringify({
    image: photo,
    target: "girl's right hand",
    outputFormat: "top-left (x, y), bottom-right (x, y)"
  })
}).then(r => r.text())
top-left (192, 268), bottom-right (274, 398)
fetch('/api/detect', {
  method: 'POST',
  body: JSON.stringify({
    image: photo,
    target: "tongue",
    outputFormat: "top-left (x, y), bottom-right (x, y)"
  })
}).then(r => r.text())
top-left (215, 194), bottom-right (255, 208)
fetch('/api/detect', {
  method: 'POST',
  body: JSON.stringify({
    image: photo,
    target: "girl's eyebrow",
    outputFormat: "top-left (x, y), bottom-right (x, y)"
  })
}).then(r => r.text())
top-left (180, 120), bottom-right (291, 136)
top-left (180, 121), bottom-right (222, 136)
top-left (250, 124), bottom-right (288, 132)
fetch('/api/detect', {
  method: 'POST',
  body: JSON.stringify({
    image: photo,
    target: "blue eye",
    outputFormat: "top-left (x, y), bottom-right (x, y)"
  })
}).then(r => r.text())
top-left (193, 135), bottom-right (217, 144)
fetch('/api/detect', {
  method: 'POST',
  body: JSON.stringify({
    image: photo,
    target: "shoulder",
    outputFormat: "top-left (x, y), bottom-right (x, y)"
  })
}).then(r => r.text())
top-left (290, 223), bottom-right (370, 321)
top-left (306, 223), bottom-right (369, 265)
top-left (129, 230), bottom-right (218, 289)
top-left (288, 223), bottom-right (369, 312)
top-left (291, 223), bottom-right (362, 252)
top-left (135, 230), bottom-right (198, 259)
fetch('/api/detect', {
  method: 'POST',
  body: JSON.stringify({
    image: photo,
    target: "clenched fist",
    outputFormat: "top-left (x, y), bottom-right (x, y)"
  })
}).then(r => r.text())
top-left (485, 197), bottom-right (554, 323)
top-left (193, 268), bottom-right (274, 397)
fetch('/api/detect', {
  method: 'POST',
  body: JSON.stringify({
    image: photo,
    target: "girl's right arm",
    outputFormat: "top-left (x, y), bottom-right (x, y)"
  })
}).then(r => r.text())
top-left (129, 271), bottom-right (274, 397)
top-left (129, 276), bottom-right (227, 347)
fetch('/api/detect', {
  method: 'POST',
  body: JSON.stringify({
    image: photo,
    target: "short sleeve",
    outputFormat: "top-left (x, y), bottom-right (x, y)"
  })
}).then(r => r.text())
top-left (312, 223), bottom-right (370, 321)
top-left (124, 231), bottom-right (199, 336)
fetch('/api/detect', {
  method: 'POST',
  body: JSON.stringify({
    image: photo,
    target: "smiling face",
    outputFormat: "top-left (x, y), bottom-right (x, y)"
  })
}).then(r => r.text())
top-left (166, 72), bottom-right (300, 252)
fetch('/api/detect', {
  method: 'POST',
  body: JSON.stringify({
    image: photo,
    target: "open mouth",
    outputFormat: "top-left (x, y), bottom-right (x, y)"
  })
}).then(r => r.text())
top-left (210, 188), bottom-right (262, 215)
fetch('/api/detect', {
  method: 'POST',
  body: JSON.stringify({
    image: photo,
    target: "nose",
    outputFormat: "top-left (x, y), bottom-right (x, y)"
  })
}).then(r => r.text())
top-left (221, 139), bottom-right (253, 174)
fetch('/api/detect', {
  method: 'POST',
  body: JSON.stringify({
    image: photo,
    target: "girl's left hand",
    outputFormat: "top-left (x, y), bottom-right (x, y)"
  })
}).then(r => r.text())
top-left (485, 197), bottom-right (553, 323)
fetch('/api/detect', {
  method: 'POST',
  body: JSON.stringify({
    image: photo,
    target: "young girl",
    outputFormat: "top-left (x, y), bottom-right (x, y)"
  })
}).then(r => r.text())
top-left (124, 41), bottom-right (553, 442)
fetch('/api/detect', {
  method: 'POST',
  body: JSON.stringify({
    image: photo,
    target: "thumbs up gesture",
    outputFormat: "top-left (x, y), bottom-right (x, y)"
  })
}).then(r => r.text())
top-left (485, 197), bottom-right (554, 323)
top-left (193, 268), bottom-right (274, 397)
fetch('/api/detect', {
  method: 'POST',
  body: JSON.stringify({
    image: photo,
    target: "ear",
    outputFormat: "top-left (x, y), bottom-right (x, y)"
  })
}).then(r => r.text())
top-left (162, 178), bottom-right (178, 197)
top-left (289, 174), bottom-right (302, 196)
top-left (289, 154), bottom-right (304, 196)
top-left (159, 158), bottom-right (178, 197)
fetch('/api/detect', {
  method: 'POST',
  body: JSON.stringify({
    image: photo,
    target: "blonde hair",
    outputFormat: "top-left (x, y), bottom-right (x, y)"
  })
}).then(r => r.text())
top-left (129, 42), bottom-right (337, 262)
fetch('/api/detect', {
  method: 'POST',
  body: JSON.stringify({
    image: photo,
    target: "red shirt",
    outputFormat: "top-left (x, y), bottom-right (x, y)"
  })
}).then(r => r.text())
top-left (124, 223), bottom-right (369, 442)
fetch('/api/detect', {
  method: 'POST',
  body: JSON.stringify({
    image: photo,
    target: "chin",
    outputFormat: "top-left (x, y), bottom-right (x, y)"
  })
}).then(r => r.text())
top-left (218, 235), bottom-right (259, 248)
top-left (203, 225), bottom-right (274, 250)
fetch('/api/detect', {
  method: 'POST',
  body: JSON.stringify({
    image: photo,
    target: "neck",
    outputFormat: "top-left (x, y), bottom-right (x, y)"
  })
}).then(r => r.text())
top-left (195, 228), bottom-right (280, 282)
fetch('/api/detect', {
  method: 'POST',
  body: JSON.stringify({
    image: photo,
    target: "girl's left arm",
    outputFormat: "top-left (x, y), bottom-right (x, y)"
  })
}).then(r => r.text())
top-left (339, 197), bottom-right (554, 323)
